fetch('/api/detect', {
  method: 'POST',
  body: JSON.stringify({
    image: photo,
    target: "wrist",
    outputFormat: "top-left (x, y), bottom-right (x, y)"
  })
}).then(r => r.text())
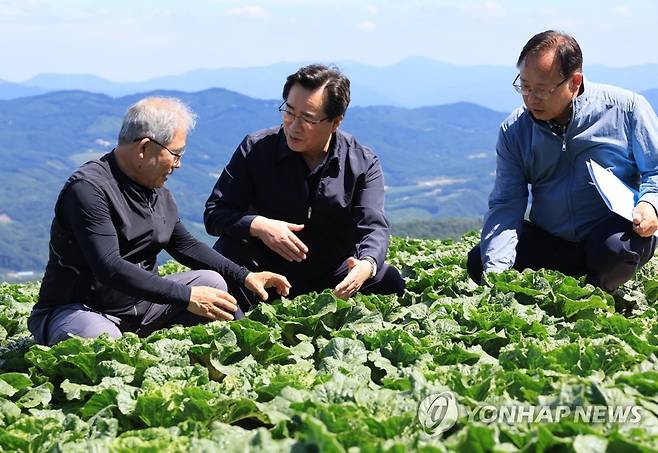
top-left (362, 256), bottom-right (377, 279)
top-left (249, 216), bottom-right (265, 238)
top-left (244, 272), bottom-right (254, 287)
top-left (639, 200), bottom-right (658, 217)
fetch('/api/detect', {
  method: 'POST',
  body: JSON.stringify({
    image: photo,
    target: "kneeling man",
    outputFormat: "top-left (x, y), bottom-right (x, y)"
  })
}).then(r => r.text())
top-left (204, 64), bottom-right (405, 309)
top-left (468, 31), bottom-right (658, 291)
top-left (29, 97), bottom-right (290, 346)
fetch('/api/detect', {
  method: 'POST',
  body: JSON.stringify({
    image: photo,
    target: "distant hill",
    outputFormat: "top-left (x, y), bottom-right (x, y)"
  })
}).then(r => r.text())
top-left (3, 84), bottom-right (657, 273)
top-left (391, 217), bottom-right (482, 241)
top-left (0, 80), bottom-right (45, 99)
top-left (0, 89), bottom-right (504, 272)
top-left (6, 58), bottom-right (658, 111)
top-left (24, 74), bottom-right (123, 96)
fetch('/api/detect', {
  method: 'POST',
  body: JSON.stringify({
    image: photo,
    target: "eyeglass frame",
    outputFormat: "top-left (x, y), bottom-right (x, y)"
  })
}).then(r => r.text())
top-left (136, 137), bottom-right (185, 163)
top-left (512, 73), bottom-right (571, 100)
top-left (278, 100), bottom-right (330, 127)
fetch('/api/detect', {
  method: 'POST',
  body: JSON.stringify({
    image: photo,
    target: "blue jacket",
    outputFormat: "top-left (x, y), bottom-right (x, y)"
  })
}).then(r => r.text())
top-left (204, 126), bottom-right (390, 273)
top-left (482, 80), bottom-right (658, 272)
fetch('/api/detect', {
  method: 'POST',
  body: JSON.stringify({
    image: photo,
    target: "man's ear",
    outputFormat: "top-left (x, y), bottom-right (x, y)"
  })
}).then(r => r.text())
top-left (570, 72), bottom-right (583, 94)
top-left (331, 115), bottom-right (344, 133)
top-left (137, 137), bottom-right (150, 158)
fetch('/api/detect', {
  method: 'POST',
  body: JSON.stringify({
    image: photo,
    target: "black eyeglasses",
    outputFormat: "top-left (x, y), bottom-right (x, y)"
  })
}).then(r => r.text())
top-left (138, 137), bottom-right (185, 164)
top-left (512, 74), bottom-right (570, 100)
top-left (278, 101), bottom-right (329, 127)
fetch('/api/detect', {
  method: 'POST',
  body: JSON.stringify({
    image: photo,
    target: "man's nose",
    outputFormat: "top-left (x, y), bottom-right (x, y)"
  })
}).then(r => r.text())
top-left (291, 116), bottom-right (306, 128)
top-left (525, 91), bottom-right (545, 101)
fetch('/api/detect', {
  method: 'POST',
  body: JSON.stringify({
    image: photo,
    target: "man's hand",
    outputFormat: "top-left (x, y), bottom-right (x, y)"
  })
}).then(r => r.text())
top-left (333, 257), bottom-right (372, 299)
top-left (250, 216), bottom-right (309, 262)
top-left (187, 286), bottom-right (238, 321)
top-left (632, 202), bottom-right (658, 237)
top-left (244, 271), bottom-right (292, 301)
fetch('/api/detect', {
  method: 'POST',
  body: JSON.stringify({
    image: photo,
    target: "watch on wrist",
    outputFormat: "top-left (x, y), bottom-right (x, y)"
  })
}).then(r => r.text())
top-left (362, 256), bottom-right (377, 279)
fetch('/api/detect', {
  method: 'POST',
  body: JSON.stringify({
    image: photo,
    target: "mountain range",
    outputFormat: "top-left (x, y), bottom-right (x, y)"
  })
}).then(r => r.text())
top-left (3, 57), bottom-right (658, 112)
top-left (2, 83), bottom-right (657, 273)
top-left (0, 88), bottom-right (505, 272)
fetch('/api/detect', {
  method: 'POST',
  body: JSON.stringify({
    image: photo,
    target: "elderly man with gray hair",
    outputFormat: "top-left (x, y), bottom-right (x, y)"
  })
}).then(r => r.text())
top-left (28, 97), bottom-right (290, 346)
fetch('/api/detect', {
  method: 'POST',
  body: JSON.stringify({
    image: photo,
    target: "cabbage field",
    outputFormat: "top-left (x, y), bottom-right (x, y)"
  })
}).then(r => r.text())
top-left (1, 233), bottom-right (658, 452)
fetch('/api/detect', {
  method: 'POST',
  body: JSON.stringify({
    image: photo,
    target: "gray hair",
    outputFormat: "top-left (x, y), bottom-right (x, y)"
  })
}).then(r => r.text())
top-left (117, 97), bottom-right (197, 145)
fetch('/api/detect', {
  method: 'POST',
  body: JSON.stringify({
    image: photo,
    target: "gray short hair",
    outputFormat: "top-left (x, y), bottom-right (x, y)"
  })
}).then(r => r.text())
top-left (117, 97), bottom-right (197, 145)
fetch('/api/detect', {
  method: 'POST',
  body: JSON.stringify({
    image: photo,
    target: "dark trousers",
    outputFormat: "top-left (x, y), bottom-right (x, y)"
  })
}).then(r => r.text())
top-left (467, 215), bottom-right (656, 292)
top-left (28, 270), bottom-right (244, 346)
top-left (214, 236), bottom-right (405, 311)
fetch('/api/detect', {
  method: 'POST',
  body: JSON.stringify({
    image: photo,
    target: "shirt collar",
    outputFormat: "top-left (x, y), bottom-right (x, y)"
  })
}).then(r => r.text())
top-left (106, 150), bottom-right (155, 196)
top-left (106, 150), bottom-right (130, 184)
top-left (572, 74), bottom-right (588, 113)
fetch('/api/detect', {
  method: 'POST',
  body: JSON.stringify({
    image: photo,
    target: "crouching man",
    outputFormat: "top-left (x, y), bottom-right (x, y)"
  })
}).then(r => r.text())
top-left (204, 64), bottom-right (405, 310)
top-left (29, 97), bottom-right (290, 346)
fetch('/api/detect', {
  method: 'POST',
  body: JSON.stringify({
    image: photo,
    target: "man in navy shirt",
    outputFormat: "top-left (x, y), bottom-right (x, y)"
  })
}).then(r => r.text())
top-left (205, 64), bottom-right (404, 309)
top-left (29, 97), bottom-right (290, 345)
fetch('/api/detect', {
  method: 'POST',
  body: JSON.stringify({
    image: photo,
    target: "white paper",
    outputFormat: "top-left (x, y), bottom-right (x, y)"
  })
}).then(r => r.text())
top-left (586, 159), bottom-right (658, 237)
top-left (586, 160), bottom-right (636, 221)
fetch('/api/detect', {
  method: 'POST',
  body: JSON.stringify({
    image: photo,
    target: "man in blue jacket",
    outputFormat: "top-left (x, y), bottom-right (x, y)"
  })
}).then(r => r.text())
top-left (205, 64), bottom-right (404, 308)
top-left (467, 30), bottom-right (658, 292)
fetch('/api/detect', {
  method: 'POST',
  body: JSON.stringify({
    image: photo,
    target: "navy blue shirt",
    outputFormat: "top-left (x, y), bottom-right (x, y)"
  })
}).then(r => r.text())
top-left (204, 127), bottom-right (390, 273)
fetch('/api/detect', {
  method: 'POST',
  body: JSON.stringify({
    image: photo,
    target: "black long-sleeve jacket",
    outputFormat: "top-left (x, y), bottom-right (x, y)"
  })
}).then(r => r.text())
top-left (204, 126), bottom-right (390, 274)
top-left (36, 151), bottom-right (249, 315)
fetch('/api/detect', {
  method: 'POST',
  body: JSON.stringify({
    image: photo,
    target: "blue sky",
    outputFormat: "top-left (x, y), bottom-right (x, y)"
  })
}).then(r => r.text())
top-left (1, 0), bottom-right (656, 82)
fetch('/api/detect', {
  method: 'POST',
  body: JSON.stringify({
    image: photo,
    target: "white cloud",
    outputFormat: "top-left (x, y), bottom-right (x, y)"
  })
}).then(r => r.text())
top-left (0, 0), bottom-right (44, 15)
top-left (612, 6), bottom-right (632, 17)
top-left (226, 5), bottom-right (270, 19)
top-left (0, 1), bottom-right (113, 24)
top-left (94, 138), bottom-right (111, 147)
top-left (356, 20), bottom-right (375, 31)
top-left (461, 1), bottom-right (505, 19)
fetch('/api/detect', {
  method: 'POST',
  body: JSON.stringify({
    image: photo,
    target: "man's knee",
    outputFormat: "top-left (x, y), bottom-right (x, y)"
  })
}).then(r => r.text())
top-left (46, 307), bottom-right (121, 346)
top-left (587, 232), bottom-right (655, 291)
top-left (214, 236), bottom-right (263, 270)
top-left (382, 264), bottom-right (406, 296)
top-left (466, 244), bottom-right (483, 284)
top-left (189, 269), bottom-right (228, 292)
top-left (362, 263), bottom-right (405, 296)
